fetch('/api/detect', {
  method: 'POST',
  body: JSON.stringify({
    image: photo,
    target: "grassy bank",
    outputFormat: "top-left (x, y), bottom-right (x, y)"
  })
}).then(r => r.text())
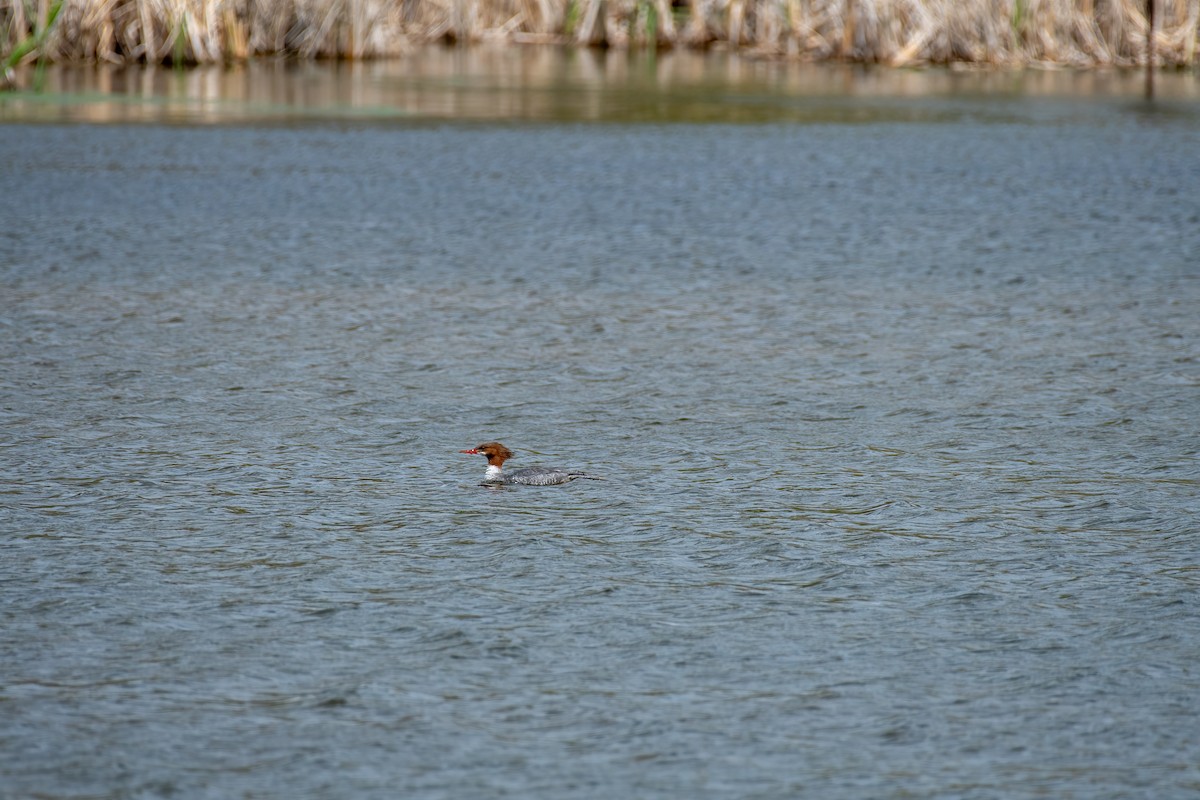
top-left (2, 0), bottom-right (1198, 66)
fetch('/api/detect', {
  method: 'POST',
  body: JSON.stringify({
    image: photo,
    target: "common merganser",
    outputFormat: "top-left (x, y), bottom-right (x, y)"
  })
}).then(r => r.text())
top-left (460, 442), bottom-right (603, 486)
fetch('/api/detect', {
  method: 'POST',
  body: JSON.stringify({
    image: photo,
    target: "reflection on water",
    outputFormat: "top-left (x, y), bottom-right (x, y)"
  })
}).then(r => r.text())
top-left (4, 44), bottom-right (1200, 124)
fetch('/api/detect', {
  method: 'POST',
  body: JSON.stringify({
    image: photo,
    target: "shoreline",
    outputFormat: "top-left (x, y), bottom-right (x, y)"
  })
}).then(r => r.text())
top-left (3, 0), bottom-right (1199, 69)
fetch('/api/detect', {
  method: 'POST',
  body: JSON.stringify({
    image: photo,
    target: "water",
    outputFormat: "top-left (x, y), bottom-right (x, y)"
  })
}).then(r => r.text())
top-left (2, 56), bottom-right (1200, 799)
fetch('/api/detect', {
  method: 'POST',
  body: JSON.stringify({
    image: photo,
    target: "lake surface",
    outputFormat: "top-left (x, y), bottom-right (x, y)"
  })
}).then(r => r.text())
top-left (2, 50), bottom-right (1199, 799)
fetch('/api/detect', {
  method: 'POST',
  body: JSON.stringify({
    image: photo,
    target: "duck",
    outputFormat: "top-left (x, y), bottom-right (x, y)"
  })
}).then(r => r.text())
top-left (459, 442), bottom-right (603, 486)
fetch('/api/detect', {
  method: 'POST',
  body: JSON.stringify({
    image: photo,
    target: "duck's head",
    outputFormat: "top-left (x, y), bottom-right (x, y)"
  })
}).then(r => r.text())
top-left (460, 442), bottom-right (514, 467)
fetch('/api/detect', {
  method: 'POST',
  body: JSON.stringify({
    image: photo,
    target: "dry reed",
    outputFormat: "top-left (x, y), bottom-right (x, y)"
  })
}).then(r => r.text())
top-left (3, 0), bottom-right (1198, 66)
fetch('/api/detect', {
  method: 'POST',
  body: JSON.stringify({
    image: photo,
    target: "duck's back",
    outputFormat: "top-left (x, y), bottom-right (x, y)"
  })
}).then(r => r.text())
top-left (504, 466), bottom-right (600, 486)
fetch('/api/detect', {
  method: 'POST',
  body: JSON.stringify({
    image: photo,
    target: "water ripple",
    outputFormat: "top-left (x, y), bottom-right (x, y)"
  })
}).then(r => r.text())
top-left (2, 120), bottom-right (1199, 799)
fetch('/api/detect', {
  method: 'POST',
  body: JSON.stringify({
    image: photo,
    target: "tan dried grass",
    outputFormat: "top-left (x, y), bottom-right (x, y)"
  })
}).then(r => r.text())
top-left (3, 0), bottom-right (1197, 66)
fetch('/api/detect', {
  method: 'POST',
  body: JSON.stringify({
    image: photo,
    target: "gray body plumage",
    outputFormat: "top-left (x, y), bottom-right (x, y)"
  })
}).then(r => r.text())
top-left (488, 466), bottom-right (603, 486)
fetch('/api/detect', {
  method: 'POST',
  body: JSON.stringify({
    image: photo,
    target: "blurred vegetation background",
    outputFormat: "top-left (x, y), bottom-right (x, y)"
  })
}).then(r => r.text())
top-left (1, 0), bottom-right (1196, 67)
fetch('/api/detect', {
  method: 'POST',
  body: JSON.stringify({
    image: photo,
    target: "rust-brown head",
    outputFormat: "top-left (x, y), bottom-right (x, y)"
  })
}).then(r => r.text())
top-left (459, 442), bottom-right (514, 467)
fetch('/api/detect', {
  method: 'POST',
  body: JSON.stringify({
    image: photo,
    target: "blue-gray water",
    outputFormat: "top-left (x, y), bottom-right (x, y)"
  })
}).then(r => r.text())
top-left (3, 70), bottom-right (1200, 798)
